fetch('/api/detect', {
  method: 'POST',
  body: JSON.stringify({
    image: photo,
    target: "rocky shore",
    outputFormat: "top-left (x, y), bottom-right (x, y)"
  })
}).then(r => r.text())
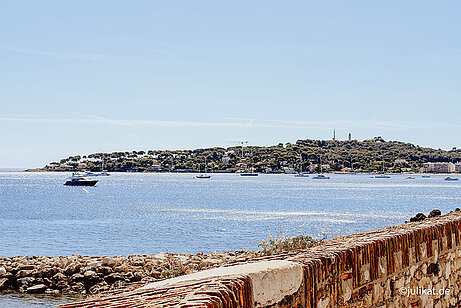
top-left (0, 250), bottom-right (261, 297)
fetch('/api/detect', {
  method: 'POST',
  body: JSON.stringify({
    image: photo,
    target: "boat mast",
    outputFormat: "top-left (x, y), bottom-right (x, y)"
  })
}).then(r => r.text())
top-left (299, 154), bottom-right (303, 173)
top-left (382, 155), bottom-right (385, 173)
top-left (320, 154), bottom-right (322, 174)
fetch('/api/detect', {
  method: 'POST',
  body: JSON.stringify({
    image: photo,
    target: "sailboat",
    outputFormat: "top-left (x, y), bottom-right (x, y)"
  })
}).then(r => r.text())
top-left (99, 157), bottom-right (110, 176)
top-left (85, 157), bottom-right (110, 176)
top-left (312, 154), bottom-right (330, 179)
top-left (295, 154), bottom-right (309, 177)
top-left (196, 158), bottom-right (211, 178)
top-left (374, 155), bottom-right (390, 178)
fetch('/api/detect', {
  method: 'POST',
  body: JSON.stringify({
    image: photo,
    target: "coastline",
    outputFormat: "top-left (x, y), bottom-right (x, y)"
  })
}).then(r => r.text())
top-left (0, 250), bottom-right (262, 297)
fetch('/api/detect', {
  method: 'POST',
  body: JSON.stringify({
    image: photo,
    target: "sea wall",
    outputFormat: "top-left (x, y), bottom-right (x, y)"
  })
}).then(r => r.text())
top-left (58, 211), bottom-right (461, 307)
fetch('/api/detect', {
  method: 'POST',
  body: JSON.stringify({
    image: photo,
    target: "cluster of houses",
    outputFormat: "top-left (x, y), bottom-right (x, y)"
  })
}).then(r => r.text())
top-left (423, 162), bottom-right (461, 173)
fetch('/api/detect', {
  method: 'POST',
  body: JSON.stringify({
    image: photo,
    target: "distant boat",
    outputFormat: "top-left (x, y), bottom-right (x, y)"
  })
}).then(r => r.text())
top-left (312, 174), bottom-right (330, 179)
top-left (64, 173), bottom-right (98, 186)
top-left (374, 174), bottom-right (391, 178)
top-left (295, 172), bottom-right (309, 177)
top-left (422, 175), bottom-right (431, 178)
top-left (84, 158), bottom-right (110, 176)
top-left (196, 174), bottom-right (211, 178)
top-left (295, 154), bottom-right (309, 177)
top-left (240, 173), bottom-right (258, 176)
top-left (312, 154), bottom-right (330, 179)
top-left (196, 158), bottom-right (211, 179)
top-left (445, 177), bottom-right (459, 181)
top-left (374, 155), bottom-right (390, 178)
top-left (406, 176), bottom-right (415, 179)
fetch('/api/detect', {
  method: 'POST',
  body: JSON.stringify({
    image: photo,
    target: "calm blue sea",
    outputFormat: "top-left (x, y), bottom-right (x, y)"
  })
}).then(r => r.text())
top-left (0, 171), bottom-right (460, 307)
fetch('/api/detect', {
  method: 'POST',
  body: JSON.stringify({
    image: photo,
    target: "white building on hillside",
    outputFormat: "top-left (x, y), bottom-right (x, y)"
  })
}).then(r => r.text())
top-left (423, 162), bottom-right (456, 173)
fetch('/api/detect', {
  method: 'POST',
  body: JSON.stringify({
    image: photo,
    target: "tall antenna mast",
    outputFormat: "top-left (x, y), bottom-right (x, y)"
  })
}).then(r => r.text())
top-left (240, 141), bottom-right (248, 158)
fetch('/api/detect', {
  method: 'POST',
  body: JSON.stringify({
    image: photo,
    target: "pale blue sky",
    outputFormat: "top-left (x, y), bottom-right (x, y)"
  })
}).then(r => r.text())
top-left (1, 1), bottom-right (460, 167)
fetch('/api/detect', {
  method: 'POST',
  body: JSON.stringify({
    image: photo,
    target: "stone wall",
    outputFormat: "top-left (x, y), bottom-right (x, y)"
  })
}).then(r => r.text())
top-left (59, 211), bottom-right (461, 307)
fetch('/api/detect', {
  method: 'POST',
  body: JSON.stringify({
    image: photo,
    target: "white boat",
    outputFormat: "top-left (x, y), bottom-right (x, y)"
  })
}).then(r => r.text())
top-left (295, 172), bottom-right (310, 177)
top-left (295, 154), bottom-right (309, 177)
top-left (374, 174), bottom-right (391, 178)
top-left (96, 158), bottom-right (110, 176)
top-left (240, 173), bottom-right (258, 176)
top-left (312, 154), bottom-right (329, 179)
top-left (445, 177), bottom-right (459, 181)
top-left (64, 173), bottom-right (98, 186)
top-left (85, 158), bottom-right (110, 176)
top-left (374, 156), bottom-right (390, 178)
top-left (196, 158), bottom-right (211, 179)
top-left (313, 174), bottom-right (330, 179)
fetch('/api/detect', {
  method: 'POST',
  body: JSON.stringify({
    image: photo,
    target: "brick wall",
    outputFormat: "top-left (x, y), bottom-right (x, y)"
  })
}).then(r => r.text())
top-left (60, 211), bottom-right (461, 307)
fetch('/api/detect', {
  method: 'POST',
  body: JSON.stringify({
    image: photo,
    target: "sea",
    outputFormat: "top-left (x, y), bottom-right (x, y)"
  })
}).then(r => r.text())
top-left (1, 171), bottom-right (460, 307)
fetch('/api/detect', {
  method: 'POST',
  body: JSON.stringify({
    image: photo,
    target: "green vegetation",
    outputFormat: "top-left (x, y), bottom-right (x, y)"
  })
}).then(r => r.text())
top-left (258, 234), bottom-right (326, 255)
top-left (44, 137), bottom-right (461, 173)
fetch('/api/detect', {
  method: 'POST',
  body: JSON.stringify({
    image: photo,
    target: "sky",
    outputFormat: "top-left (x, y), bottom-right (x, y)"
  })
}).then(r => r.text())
top-left (1, 1), bottom-right (461, 168)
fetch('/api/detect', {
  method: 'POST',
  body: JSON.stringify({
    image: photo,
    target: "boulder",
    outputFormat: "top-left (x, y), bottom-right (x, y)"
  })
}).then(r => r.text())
top-left (70, 282), bottom-right (85, 293)
top-left (104, 273), bottom-right (123, 284)
top-left (64, 264), bottom-right (81, 276)
top-left (428, 209), bottom-right (442, 218)
top-left (0, 267), bottom-right (7, 276)
top-left (96, 266), bottom-right (113, 275)
top-left (70, 273), bottom-right (84, 283)
top-left (26, 284), bottom-right (47, 294)
top-left (410, 213), bottom-right (426, 222)
top-left (16, 270), bottom-right (34, 278)
top-left (18, 264), bottom-right (35, 271)
top-left (89, 281), bottom-right (110, 294)
top-left (17, 277), bottom-right (35, 287)
top-left (0, 278), bottom-right (10, 290)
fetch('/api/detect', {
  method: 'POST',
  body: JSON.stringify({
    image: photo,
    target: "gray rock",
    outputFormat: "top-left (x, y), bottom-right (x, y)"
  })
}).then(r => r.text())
top-left (428, 209), bottom-right (442, 218)
top-left (17, 277), bottom-right (35, 287)
top-left (70, 273), bottom-right (84, 283)
top-left (16, 270), bottom-right (34, 278)
top-left (26, 284), bottom-right (47, 294)
top-left (83, 270), bottom-right (97, 278)
top-left (0, 278), bottom-right (10, 290)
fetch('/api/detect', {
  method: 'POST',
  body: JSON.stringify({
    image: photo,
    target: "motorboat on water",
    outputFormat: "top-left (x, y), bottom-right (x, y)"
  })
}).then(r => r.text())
top-left (445, 177), bottom-right (459, 181)
top-left (422, 175), bottom-right (431, 178)
top-left (406, 176), bottom-right (415, 179)
top-left (64, 173), bottom-right (98, 186)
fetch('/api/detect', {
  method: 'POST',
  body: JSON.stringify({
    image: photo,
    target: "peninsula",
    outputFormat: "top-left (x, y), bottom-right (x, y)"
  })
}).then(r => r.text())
top-left (36, 137), bottom-right (461, 174)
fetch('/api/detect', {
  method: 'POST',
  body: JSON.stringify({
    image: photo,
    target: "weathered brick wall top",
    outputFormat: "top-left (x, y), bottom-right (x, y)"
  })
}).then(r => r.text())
top-left (60, 211), bottom-right (461, 307)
